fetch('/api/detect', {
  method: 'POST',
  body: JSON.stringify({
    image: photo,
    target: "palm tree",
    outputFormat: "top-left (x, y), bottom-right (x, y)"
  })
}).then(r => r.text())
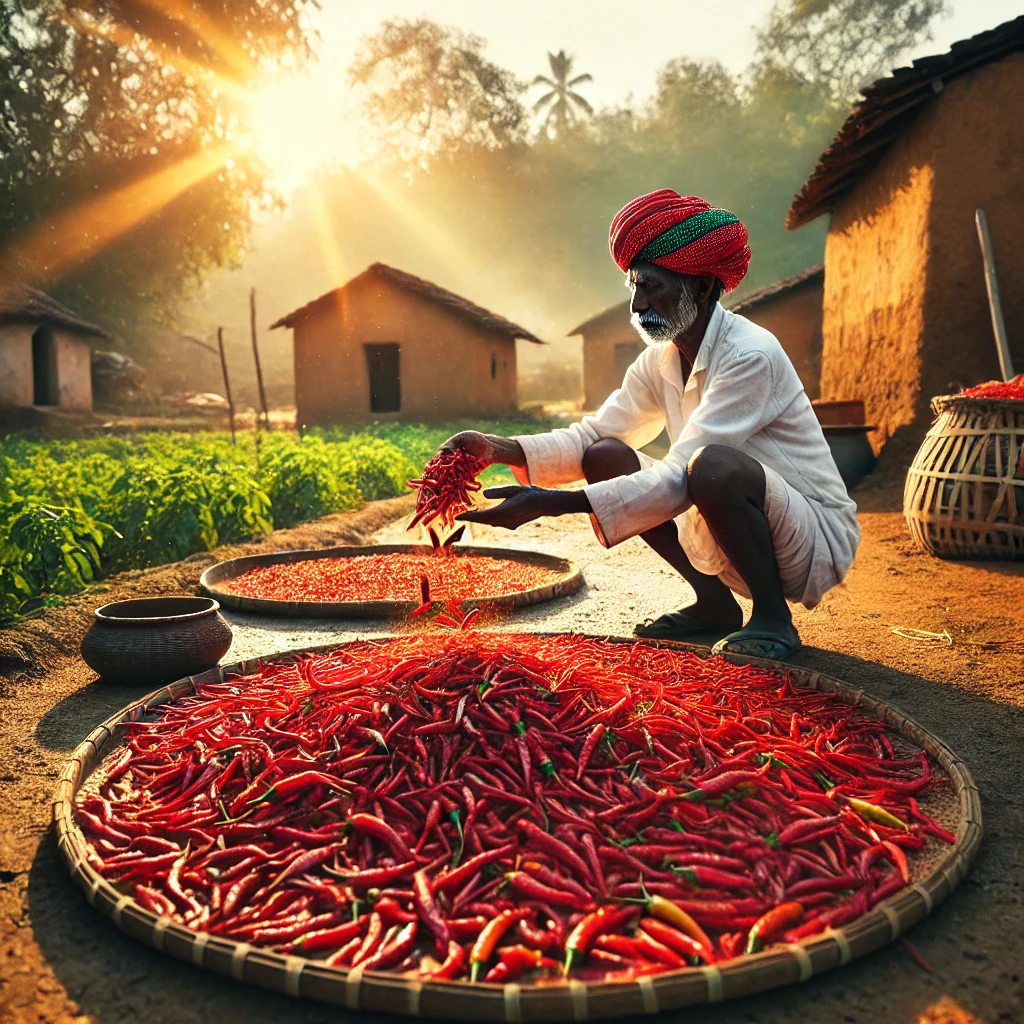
top-left (531, 50), bottom-right (593, 134)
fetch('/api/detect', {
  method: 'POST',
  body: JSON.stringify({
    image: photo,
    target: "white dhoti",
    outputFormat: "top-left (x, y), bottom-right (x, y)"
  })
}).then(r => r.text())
top-left (637, 452), bottom-right (840, 609)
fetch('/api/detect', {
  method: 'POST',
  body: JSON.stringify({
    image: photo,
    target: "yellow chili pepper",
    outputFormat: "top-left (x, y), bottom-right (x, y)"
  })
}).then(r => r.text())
top-left (845, 797), bottom-right (909, 831)
top-left (647, 894), bottom-right (715, 959)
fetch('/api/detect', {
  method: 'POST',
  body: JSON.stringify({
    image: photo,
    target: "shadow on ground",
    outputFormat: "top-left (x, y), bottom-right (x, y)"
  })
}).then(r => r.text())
top-left (27, 647), bottom-right (1023, 1024)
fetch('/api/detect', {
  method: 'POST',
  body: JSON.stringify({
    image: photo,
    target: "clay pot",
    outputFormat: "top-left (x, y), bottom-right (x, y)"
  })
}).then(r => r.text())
top-left (812, 400), bottom-right (866, 427)
top-left (80, 596), bottom-right (232, 686)
top-left (822, 426), bottom-right (877, 490)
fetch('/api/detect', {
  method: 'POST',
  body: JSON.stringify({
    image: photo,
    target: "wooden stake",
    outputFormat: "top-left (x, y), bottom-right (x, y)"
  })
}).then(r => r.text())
top-left (250, 286), bottom-right (270, 430)
top-left (975, 209), bottom-right (1015, 382)
top-left (216, 326), bottom-right (236, 444)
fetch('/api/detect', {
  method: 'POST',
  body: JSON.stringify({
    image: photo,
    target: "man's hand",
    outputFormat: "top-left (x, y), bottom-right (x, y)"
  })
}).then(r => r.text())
top-left (441, 431), bottom-right (526, 469)
top-left (456, 485), bottom-right (591, 531)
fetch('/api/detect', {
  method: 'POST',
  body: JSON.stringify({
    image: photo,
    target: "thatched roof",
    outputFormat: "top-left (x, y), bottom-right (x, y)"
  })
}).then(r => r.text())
top-left (0, 283), bottom-right (109, 339)
top-left (787, 15), bottom-right (1024, 230)
top-left (568, 300), bottom-right (630, 338)
top-left (728, 266), bottom-right (823, 313)
top-left (270, 263), bottom-right (545, 344)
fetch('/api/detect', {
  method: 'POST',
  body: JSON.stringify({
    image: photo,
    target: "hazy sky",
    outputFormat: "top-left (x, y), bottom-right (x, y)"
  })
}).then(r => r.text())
top-left (317, 0), bottom-right (1021, 107)
top-left (252, 0), bottom-right (1022, 188)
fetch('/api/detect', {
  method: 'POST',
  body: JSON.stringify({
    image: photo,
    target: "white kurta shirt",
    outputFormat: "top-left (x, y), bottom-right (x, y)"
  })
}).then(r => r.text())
top-left (512, 302), bottom-right (860, 605)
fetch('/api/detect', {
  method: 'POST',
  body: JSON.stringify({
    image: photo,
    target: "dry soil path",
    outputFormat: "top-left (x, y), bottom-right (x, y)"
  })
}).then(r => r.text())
top-left (1, 488), bottom-right (1022, 1024)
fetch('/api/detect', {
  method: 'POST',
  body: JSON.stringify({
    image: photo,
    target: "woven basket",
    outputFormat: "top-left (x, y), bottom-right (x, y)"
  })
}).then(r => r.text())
top-left (904, 394), bottom-right (1024, 558)
top-left (200, 544), bottom-right (584, 619)
top-left (53, 637), bottom-right (981, 1021)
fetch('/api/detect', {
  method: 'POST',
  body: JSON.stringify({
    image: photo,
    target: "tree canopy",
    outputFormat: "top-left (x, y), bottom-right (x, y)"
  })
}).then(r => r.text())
top-left (755, 0), bottom-right (950, 100)
top-left (348, 19), bottom-right (527, 163)
top-left (0, 0), bottom-right (315, 336)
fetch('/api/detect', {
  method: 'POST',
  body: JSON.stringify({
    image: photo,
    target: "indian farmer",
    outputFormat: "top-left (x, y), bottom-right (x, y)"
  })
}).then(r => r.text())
top-left (447, 189), bottom-right (859, 659)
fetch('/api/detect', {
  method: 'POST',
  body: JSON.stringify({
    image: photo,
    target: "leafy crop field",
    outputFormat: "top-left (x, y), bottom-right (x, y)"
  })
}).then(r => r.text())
top-left (0, 417), bottom-right (558, 621)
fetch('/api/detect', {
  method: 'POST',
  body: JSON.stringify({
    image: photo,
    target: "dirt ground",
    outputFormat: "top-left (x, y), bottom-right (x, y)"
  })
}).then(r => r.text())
top-left (1, 471), bottom-right (1023, 1024)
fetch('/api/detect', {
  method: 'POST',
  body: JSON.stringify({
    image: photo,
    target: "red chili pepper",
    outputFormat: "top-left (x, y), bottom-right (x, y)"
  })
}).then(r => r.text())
top-left (518, 820), bottom-right (595, 887)
top-left (413, 868), bottom-right (450, 946)
top-left (564, 905), bottom-right (638, 973)
top-left (639, 917), bottom-right (712, 964)
top-left (431, 940), bottom-right (468, 979)
top-left (470, 908), bottom-right (527, 981)
top-left (351, 911), bottom-right (385, 967)
top-left (505, 871), bottom-right (595, 911)
top-left (347, 813), bottom-right (418, 863)
top-left (576, 724), bottom-right (606, 781)
top-left (745, 902), bottom-right (804, 954)
top-left (361, 920), bottom-right (418, 972)
top-left (294, 918), bottom-right (364, 954)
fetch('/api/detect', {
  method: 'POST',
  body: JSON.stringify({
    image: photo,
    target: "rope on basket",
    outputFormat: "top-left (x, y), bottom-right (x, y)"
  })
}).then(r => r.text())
top-left (637, 974), bottom-right (659, 1013)
top-left (568, 979), bottom-right (588, 1021)
top-left (283, 956), bottom-right (304, 998)
top-left (786, 944), bottom-right (813, 982)
top-left (503, 982), bottom-right (522, 1022)
top-left (825, 927), bottom-right (852, 965)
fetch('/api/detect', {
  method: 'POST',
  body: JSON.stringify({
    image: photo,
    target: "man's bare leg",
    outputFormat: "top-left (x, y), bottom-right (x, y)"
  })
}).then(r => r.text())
top-left (581, 438), bottom-right (742, 636)
top-left (686, 444), bottom-right (798, 650)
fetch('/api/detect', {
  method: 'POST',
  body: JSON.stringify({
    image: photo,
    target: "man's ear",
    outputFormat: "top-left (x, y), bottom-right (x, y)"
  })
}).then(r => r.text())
top-left (697, 276), bottom-right (718, 304)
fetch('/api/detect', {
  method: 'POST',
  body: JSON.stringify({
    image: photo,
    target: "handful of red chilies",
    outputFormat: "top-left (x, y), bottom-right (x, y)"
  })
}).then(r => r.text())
top-left (407, 447), bottom-right (486, 540)
top-left (77, 634), bottom-right (954, 985)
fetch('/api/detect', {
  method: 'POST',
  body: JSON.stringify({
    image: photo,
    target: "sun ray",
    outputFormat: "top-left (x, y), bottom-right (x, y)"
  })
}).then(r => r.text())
top-left (1, 146), bottom-right (232, 284)
top-left (62, 9), bottom-right (247, 104)
top-left (120, 0), bottom-right (258, 82)
top-left (306, 178), bottom-right (349, 289)
top-left (356, 173), bottom-right (466, 265)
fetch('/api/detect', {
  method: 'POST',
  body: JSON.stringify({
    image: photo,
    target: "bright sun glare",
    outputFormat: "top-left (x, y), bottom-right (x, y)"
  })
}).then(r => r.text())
top-left (244, 73), bottom-right (354, 191)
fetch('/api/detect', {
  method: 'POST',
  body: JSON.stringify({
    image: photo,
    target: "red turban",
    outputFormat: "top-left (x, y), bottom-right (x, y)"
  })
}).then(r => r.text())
top-left (609, 189), bottom-right (751, 292)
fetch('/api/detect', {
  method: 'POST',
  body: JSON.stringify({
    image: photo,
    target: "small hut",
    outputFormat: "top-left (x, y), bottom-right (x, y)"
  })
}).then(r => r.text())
top-left (0, 284), bottom-right (106, 414)
top-left (273, 263), bottom-right (545, 427)
top-left (568, 302), bottom-right (639, 411)
top-left (570, 267), bottom-right (824, 410)
top-left (728, 267), bottom-right (824, 399)
top-left (787, 15), bottom-right (1024, 447)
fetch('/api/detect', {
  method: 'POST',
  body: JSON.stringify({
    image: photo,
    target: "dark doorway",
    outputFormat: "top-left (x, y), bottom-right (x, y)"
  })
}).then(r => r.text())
top-left (32, 326), bottom-right (59, 406)
top-left (364, 343), bottom-right (401, 413)
top-left (614, 342), bottom-right (644, 385)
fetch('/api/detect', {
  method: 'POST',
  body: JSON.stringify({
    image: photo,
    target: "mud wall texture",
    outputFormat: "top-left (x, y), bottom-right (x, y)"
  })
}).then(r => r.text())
top-left (52, 329), bottom-right (93, 411)
top-left (0, 324), bottom-right (34, 407)
top-left (578, 302), bottom-right (640, 411)
top-left (291, 276), bottom-right (519, 427)
top-left (820, 53), bottom-right (1024, 450)
top-left (820, 156), bottom-right (932, 448)
top-left (0, 323), bottom-right (93, 411)
top-left (737, 280), bottom-right (824, 399)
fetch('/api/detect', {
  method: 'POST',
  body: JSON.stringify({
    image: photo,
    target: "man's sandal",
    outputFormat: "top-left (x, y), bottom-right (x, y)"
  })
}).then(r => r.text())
top-left (711, 628), bottom-right (801, 661)
top-left (634, 609), bottom-right (742, 641)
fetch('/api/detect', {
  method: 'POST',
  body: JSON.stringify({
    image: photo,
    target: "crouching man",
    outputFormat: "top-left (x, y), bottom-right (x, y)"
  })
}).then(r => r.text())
top-left (447, 189), bottom-right (859, 659)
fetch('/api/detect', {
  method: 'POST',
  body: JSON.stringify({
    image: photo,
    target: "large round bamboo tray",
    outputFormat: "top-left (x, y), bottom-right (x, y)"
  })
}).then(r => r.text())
top-left (199, 544), bottom-right (584, 618)
top-left (904, 393), bottom-right (1024, 558)
top-left (53, 637), bottom-right (981, 1021)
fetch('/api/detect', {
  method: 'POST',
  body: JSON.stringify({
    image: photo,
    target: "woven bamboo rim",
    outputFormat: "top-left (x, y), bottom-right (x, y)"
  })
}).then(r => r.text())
top-left (931, 394), bottom-right (1024, 416)
top-left (53, 636), bottom-right (981, 1021)
top-left (199, 544), bottom-right (584, 619)
top-left (905, 393), bottom-right (1024, 559)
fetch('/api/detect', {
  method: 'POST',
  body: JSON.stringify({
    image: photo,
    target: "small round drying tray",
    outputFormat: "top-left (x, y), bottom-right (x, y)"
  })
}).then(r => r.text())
top-left (53, 636), bottom-right (981, 1022)
top-left (199, 543), bottom-right (584, 618)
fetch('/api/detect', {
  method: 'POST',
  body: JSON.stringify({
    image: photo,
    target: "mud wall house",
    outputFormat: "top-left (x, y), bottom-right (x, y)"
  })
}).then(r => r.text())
top-left (273, 263), bottom-right (545, 427)
top-left (0, 284), bottom-right (105, 417)
top-left (726, 267), bottom-right (824, 399)
top-left (569, 302), bottom-right (642, 411)
top-left (786, 15), bottom-right (1024, 449)
top-left (570, 267), bottom-right (824, 410)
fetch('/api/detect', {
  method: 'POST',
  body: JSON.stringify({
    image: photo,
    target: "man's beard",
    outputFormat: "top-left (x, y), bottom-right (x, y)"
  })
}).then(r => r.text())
top-left (631, 284), bottom-right (699, 345)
